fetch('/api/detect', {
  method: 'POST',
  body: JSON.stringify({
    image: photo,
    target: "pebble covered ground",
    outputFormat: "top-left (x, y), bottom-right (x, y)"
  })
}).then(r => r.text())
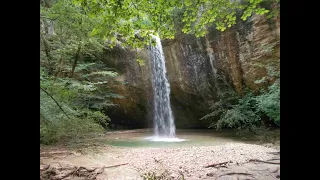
top-left (120, 142), bottom-right (280, 179)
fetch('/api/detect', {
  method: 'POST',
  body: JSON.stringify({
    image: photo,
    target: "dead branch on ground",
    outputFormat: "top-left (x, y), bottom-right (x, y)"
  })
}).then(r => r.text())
top-left (219, 172), bottom-right (254, 177)
top-left (204, 161), bottom-right (232, 168)
top-left (267, 152), bottom-right (280, 155)
top-left (105, 163), bottom-right (128, 168)
top-left (248, 159), bottom-right (280, 165)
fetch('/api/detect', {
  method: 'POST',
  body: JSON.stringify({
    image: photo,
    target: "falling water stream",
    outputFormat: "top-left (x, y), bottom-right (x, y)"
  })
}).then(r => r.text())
top-left (147, 35), bottom-right (185, 142)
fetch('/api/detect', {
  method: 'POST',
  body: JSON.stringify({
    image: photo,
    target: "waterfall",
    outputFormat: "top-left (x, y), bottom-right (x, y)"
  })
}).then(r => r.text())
top-left (149, 35), bottom-right (176, 138)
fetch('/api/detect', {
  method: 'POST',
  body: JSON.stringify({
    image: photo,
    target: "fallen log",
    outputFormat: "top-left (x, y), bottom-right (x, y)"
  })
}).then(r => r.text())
top-left (204, 161), bottom-right (232, 168)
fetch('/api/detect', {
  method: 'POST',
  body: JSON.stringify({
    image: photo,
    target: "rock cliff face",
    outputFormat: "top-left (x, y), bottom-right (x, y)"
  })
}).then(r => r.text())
top-left (102, 12), bottom-right (280, 129)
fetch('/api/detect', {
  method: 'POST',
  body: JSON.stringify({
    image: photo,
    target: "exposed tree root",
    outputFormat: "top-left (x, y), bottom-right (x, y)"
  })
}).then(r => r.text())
top-left (204, 161), bottom-right (232, 168)
top-left (90, 166), bottom-right (105, 179)
top-left (40, 164), bottom-right (105, 180)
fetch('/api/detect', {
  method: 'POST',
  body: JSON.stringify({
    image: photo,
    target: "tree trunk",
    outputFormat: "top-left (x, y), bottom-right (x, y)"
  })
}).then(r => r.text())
top-left (54, 55), bottom-right (64, 79)
top-left (40, 0), bottom-right (54, 74)
top-left (70, 45), bottom-right (82, 78)
top-left (40, 31), bottom-right (53, 74)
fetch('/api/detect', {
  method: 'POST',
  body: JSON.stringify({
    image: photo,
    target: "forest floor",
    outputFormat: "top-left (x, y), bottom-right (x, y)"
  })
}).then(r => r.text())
top-left (40, 130), bottom-right (280, 180)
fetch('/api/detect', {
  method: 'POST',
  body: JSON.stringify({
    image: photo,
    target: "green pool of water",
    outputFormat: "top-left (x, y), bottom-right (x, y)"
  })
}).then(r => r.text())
top-left (103, 129), bottom-right (279, 148)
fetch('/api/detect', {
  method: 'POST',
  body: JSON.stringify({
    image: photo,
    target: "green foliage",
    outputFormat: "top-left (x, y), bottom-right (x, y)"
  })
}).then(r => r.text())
top-left (215, 92), bottom-right (262, 132)
top-left (40, 65), bottom-right (118, 144)
top-left (40, 122), bottom-right (58, 144)
top-left (141, 170), bottom-right (178, 180)
top-left (40, 0), bottom-right (129, 145)
top-left (256, 80), bottom-right (280, 126)
top-left (40, 66), bottom-right (115, 144)
top-left (40, 117), bottom-right (105, 145)
top-left (202, 69), bottom-right (280, 132)
top-left (202, 90), bottom-right (262, 132)
top-left (70, 0), bottom-right (277, 48)
top-left (136, 58), bottom-right (145, 66)
top-left (41, 0), bottom-right (105, 66)
top-left (142, 172), bottom-right (157, 180)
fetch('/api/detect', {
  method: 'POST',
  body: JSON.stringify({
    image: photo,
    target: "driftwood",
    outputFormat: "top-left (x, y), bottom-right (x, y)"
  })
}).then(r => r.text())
top-left (204, 161), bottom-right (232, 168)
top-left (248, 159), bottom-right (280, 165)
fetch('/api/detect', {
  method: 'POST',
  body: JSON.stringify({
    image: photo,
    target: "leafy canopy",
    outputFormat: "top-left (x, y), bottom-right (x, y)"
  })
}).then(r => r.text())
top-left (72, 0), bottom-right (274, 48)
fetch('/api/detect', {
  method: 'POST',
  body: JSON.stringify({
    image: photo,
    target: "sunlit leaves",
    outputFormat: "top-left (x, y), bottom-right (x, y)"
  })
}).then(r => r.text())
top-left (241, 0), bottom-right (270, 20)
top-left (136, 58), bottom-right (145, 66)
top-left (59, 0), bottom-right (275, 49)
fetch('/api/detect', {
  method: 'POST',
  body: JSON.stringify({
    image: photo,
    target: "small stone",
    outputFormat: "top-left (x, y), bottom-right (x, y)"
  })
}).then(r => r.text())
top-left (207, 172), bottom-right (214, 177)
top-left (269, 166), bottom-right (280, 173)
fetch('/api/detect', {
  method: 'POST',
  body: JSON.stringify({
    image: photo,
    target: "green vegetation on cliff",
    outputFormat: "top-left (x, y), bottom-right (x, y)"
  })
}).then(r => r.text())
top-left (201, 68), bottom-right (280, 132)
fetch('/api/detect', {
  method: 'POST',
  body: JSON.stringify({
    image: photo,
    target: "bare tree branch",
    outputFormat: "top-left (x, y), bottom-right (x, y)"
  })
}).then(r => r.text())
top-left (40, 86), bottom-right (71, 119)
